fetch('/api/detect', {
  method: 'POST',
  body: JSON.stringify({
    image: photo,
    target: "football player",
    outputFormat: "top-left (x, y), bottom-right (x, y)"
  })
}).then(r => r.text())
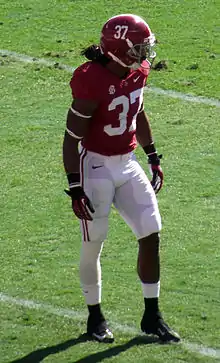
top-left (63, 14), bottom-right (180, 343)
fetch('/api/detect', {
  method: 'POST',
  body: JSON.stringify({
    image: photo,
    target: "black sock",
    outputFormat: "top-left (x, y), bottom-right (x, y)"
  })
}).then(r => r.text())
top-left (88, 304), bottom-right (104, 319)
top-left (144, 298), bottom-right (159, 315)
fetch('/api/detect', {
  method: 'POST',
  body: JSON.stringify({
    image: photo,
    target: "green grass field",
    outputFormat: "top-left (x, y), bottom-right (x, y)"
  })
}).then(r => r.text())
top-left (0, 1), bottom-right (220, 362)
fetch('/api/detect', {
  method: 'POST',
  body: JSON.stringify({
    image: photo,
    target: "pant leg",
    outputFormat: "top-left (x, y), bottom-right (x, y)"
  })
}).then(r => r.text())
top-left (79, 149), bottom-right (115, 305)
top-left (113, 155), bottom-right (162, 239)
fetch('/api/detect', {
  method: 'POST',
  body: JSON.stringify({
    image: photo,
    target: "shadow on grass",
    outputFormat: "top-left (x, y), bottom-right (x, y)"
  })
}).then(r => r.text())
top-left (73, 335), bottom-right (159, 363)
top-left (10, 334), bottom-right (159, 363)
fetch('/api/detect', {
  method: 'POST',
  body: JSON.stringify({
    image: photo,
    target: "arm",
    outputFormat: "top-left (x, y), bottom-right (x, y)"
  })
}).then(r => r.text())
top-left (63, 98), bottom-right (97, 174)
top-left (63, 98), bottom-right (98, 219)
top-left (136, 108), bottom-right (154, 149)
top-left (136, 109), bottom-right (164, 194)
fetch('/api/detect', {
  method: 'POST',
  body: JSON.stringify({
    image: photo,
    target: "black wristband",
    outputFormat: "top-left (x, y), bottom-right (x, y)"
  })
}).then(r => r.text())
top-left (67, 172), bottom-right (80, 187)
top-left (143, 143), bottom-right (157, 155)
top-left (148, 153), bottom-right (162, 165)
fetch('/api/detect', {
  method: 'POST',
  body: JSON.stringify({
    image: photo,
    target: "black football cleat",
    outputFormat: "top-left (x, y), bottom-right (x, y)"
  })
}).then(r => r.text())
top-left (87, 316), bottom-right (114, 343)
top-left (141, 313), bottom-right (180, 343)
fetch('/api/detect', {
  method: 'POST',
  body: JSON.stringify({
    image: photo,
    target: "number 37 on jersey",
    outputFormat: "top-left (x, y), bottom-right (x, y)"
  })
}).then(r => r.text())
top-left (104, 87), bottom-right (144, 136)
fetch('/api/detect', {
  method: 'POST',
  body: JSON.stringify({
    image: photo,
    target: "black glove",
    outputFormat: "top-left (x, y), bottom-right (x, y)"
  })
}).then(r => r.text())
top-left (143, 143), bottom-right (164, 194)
top-left (65, 173), bottom-right (94, 221)
top-left (148, 153), bottom-right (164, 194)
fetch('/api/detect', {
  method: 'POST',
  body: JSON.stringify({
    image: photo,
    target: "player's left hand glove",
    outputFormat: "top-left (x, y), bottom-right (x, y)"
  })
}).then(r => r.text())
top-left (148, 153), bottom-right (164, 194)
top-left (143, 143), bottom-right (164, 194)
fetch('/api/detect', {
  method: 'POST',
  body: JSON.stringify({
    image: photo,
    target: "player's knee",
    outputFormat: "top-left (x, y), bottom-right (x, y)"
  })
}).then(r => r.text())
top-left (85, 217), bottom-right (108, 242)
top-left (148, 216), bottom-right (162, 236)
top-left (138, 210), bottom-right (162, 238)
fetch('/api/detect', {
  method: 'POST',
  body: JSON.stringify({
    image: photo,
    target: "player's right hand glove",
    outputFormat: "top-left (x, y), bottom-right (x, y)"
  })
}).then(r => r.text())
top-left (65, 173), bottom-right (94, 221)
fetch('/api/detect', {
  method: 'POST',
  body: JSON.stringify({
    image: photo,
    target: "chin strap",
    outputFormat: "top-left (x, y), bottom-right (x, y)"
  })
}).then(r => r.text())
top-left (107, 51), bottom-right (129, 68)
top-left (107, 51), bottom-right (140, 70)
top-left (107, 51), bottom-right (154, 70)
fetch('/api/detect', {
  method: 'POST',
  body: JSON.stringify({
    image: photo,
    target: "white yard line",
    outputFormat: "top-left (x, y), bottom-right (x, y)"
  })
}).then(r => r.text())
top-left (1, 49), bottom-right (220, 108)
top-left (0, 292), bottom-right (220, 359)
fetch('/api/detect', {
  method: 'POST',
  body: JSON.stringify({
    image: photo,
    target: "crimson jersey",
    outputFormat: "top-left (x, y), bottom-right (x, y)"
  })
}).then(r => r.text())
top-left (70, 61), bottom-right (150, 155)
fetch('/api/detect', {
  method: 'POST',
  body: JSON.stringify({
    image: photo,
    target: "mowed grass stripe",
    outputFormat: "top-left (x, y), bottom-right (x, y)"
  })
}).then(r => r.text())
top-left (1, 48), bottom-right (220, 108)
top-left (1, 292), bottom-right (220, 360)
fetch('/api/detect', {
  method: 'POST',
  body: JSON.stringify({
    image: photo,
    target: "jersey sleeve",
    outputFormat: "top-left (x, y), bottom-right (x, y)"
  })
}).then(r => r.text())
top-left (70, 63), bottom-right (100, 101)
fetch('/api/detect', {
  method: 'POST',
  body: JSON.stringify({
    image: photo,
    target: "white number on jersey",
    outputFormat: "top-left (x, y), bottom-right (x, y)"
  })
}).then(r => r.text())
top-left (104, 88), bottom-right (144, 136)
top-left (114, 25), bottom-right (128, 39)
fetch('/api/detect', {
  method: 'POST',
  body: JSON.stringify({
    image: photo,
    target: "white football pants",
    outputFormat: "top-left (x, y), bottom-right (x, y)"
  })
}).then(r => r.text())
top-left (79, 148), bottom-right (162, 305)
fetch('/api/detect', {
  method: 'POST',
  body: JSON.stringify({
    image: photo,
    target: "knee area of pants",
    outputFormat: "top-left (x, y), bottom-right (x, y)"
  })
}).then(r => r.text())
top-left (87, 218), bottom-right (108, 242)
top-left (138, 212), bottom-right (161, 238)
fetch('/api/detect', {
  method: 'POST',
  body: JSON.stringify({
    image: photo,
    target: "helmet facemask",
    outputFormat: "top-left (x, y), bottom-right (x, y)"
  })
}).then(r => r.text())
top-left (126, 34), bottom-right (156, 69)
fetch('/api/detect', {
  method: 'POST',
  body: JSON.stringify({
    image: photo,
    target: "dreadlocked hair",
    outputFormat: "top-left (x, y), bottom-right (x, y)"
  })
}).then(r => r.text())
top-left (81, 45), bottom-right (110, 66)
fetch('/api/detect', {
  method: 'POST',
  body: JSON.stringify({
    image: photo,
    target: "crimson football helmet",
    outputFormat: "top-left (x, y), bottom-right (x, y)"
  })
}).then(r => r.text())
top-left (100, 14), bottom-right (156, 70)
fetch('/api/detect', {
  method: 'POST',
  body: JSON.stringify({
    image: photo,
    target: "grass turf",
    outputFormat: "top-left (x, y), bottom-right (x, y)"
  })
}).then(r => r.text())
top-left (0, 1), bottom-right (220, 362)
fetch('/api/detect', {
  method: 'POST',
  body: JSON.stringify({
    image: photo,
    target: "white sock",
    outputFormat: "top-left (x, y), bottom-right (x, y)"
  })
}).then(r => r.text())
top-left (141, 281), bottom-right (160, 298)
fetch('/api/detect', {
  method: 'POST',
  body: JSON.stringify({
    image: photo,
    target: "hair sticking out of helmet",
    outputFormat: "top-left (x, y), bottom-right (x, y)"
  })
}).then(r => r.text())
top-left (81, 45), bottom-right (110, 66)
top-left (100, 14), bottom-right (156, 70)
